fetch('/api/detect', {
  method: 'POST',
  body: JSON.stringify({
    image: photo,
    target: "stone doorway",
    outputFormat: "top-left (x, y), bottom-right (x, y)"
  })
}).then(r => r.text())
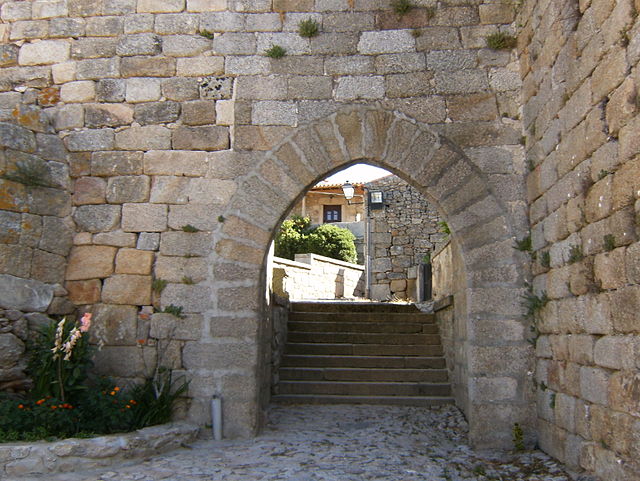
top-left (211, 105), bottom-right (532, 448)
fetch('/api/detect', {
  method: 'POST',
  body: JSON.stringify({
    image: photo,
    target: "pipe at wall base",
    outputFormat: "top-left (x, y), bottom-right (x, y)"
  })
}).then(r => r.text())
top-left (211, 396), bottom-right (222, 441)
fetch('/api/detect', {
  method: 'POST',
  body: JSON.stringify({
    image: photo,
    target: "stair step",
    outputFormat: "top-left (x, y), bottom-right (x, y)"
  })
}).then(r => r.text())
top-left (285, 343), bottom-right (444, 356)
top-left (271, 394), bottom-right (454, 406)
top-left (278, 380), bottom-right (452, 396)
top-left (280, 367), bottom-right (449, 382)
top-left (287, 332), bottom-right (441, 345)
top-left (290, 312), bottom-right (435, 323)
top-left (281, 355), bottom-right (447, 369)
top-left (288, 321), bottom-right (438, 334)
top-left (291, 302), bottom-right (421, 313)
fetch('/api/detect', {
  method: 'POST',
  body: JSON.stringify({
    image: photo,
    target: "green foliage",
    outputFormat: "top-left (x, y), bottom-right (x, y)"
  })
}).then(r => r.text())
top-left (274, 216), bottom-right (311, 260)
top-left (2, 158), bottom-right (51, 187)
top-left (196, 29), bottom-right (214, 39)
top-left (152, 278), bottom-right (168, 293)
top-left (514, 234), bottom-right (532, 252)
top-left (265, 44), bottom-right (286, 58)
top-left (181, 224), bottom-right (199, 232)
top-left (1, 316), bottom-right (187, 443)
top-left (298, 18), bottom-right (319, 38)
top-left (305, 223), bottom-right (358, 264)
top-left (540, 251), bottom-right (551, 268)
top-left (182, 276), bottom-right (194, 285)
top-left (162, 304), bottom-right (185, 319)
top-left (217, 215), bottom-right (226, 222)
top-left (603, 234), bottom-right (616, 251)
top-left (486, 31), bottom-right (517, 50)
top-left (422, 252), bottom-right (431, 264)
top-left (568, 244), bottom-right (584, 264)
top-left (274, 216), bottom-right (358, 264)
top-left (549, 392), bottom-right (556, 409)
top-left (391, 0), bottom-right (412, 15)
top-left (523, 286), bottom-right (549, 321)
top-left (411, 28), bottom-right (421, 38)
top-left (27, 316), bottom-right (93, 404)
top-left (512, 423), bottom-right (525, 452)
top-left (129, 368), bottom-right (188, 429)
top-left (437, 220), bottom-right (451, 235)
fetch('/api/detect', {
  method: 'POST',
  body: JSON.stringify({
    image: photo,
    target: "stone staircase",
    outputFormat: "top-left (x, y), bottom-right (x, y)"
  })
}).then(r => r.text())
top-left (272, 301), bottom-right (453, 406)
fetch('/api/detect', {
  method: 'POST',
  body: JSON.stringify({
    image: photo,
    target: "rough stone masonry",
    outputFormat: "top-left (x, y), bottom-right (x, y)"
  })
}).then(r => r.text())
top-left (0, 1), bottom-right (638, 480)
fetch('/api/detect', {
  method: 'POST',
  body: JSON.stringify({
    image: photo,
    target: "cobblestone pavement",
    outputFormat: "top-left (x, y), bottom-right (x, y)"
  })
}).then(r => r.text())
top-left (23, 404), bottom-right (574, 481)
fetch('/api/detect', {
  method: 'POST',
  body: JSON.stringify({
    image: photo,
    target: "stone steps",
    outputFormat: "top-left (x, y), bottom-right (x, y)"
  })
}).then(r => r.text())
top-left (273, 302), bottom-right (452, 406)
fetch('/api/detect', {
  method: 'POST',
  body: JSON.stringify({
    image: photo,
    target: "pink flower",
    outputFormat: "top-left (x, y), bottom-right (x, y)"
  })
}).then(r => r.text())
top-left (80, 313), bottom-right (92, 332)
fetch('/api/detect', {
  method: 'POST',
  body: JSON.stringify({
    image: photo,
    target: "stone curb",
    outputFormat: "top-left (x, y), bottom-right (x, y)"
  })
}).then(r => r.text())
top-left (0, 422), bottom-right (199, 478)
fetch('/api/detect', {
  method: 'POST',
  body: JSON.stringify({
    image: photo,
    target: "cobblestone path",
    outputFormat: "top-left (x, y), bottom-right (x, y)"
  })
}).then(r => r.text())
top-left (22, 405), bottom-right (574, 481)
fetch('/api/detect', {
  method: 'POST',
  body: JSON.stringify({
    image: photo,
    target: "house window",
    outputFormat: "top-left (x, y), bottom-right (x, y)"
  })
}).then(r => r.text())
top-left (323, 205), bottom-right (342, 223)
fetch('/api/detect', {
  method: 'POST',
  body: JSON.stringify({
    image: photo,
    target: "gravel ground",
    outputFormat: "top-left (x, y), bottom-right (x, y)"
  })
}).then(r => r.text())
top-left (21, 404), bottom-right (577, 481)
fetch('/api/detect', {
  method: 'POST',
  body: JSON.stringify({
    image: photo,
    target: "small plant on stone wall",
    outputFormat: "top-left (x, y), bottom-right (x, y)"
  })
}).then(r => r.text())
top-left (603, 234), bottom-right (616, 252)
top-left (391, 0), bottom-right (412, 16)
top-left (161, 304), bottom-right (186, 319)
top-left (196, 28), bottom-right (214, 39)
top-left (265, 44), bottom-right (286, 59)
top-left (486, 31), bottom-right (517, 50)
top-left (514, 234), bottom-right (532, 252)
top-left (540, 250), bottom-right (551, 269)
top-left (567, 244), bottom-right (584, 264)
top-left (182, 276), bottom-right (194, 285)
top-left (298, 18), bottom-right (319, 38)
top-left (512, 423), bottom-right (525, 451)
top-left (1, 158), bottom-right (51, 187)
top-left (181, 224), bottom-right (200, 232)
top-left (152, 278), bottom-right (168, 294)
top-left (437, 220), bottom-right (451, 236)
top-left (549, 392), bottom-right (556, 409)
top-left (411, 28), bottom-right (422, 38)
top-left (522, 283), bottom-right (548, 346)
top-left (217, 215), bottom-right (226, 222)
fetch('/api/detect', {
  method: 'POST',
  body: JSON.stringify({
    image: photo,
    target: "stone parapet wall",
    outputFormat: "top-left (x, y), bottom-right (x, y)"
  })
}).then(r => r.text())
top-left (0, 422), bottom-right (198, 477)
top-left (519, 0), bottom-right (640, 478)
top-left (272, 254), bottom-right (365, 300)
top-left (366, 175), bottom-right (445, 300)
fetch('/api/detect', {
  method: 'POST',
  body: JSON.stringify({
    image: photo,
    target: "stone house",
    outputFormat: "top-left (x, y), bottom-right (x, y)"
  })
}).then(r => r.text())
top-left (0, 1), bottom-right (638, 479)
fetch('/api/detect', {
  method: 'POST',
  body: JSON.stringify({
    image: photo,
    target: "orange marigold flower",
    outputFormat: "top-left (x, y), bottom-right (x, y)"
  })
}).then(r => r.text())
top-left (125, 405), bottom-right (131, 409)
top-left (51, 405), bottom-right (57, 410)
top-left (18, 404), bottom-right (24, 409)
top-left (137, 339), bottom-right (146, 345)
top-left (110, 391), bottom-right (116, 396)
top-left (130, 400), bottom-right (137, 405)
top-left (36, 399), bottom-right (45, 405)
top-left (114, 386), bottom-right (120, 391)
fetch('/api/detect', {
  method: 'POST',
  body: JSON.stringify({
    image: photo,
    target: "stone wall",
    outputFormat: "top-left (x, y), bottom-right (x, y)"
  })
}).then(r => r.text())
top-left (272, 253), bottom-right (365, 300)
top-left (432, 239), bottom-right (473, 425)
top-left (0, 0), bottom-right (533, 449)
top-left (0, 104), bottom-right (75, 390)
top-left (366, 174), bottom-right (445, 300)
top-left (519, 0), bottom-right (640, 478)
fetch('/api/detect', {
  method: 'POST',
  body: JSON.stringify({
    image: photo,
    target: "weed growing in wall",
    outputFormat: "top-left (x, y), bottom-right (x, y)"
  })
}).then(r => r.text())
top-left (161, 304), bottom-right (186, 319)
top-left (298, 18), bottom-right (319, 38)
top-left (512, 423), bottom-right (525, 451)
top-left (514, 234), bottom-right (532, 252)
top-left (152, 278), bottom-right (168, 294)
top-left (603, 234), bottom-right (616, 252)
top-left (181, 224), bottom-right (199, 232)
top-left (197, 29), bottom-right (214, 39)
top-left (486, 31), bottom-right (517, 50)
top-left (567, 245), bottom-right (584, 264)
top-left (540, 251), bottom-right (551, 269)
top-left (391, 0), bottom-right (412, 16)
top-left (265, 45), bottom-right (286, 58)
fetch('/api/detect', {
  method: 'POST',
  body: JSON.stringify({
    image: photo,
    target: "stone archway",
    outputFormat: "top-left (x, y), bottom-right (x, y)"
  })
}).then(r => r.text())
top-left (207, 104), bottom-right (532, 448)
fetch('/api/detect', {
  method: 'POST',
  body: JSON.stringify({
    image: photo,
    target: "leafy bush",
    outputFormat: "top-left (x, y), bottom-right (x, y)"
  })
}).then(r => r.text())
top-left (274, 216), bottom-right (358, 264)
top-left (305, 224), bottom-right (357, 264)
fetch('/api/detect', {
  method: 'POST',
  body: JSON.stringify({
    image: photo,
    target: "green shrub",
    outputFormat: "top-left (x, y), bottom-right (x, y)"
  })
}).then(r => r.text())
top-left (274, 215), bottom-right (358, 264)
top-left (304, 223), bottom-right (357, 264)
